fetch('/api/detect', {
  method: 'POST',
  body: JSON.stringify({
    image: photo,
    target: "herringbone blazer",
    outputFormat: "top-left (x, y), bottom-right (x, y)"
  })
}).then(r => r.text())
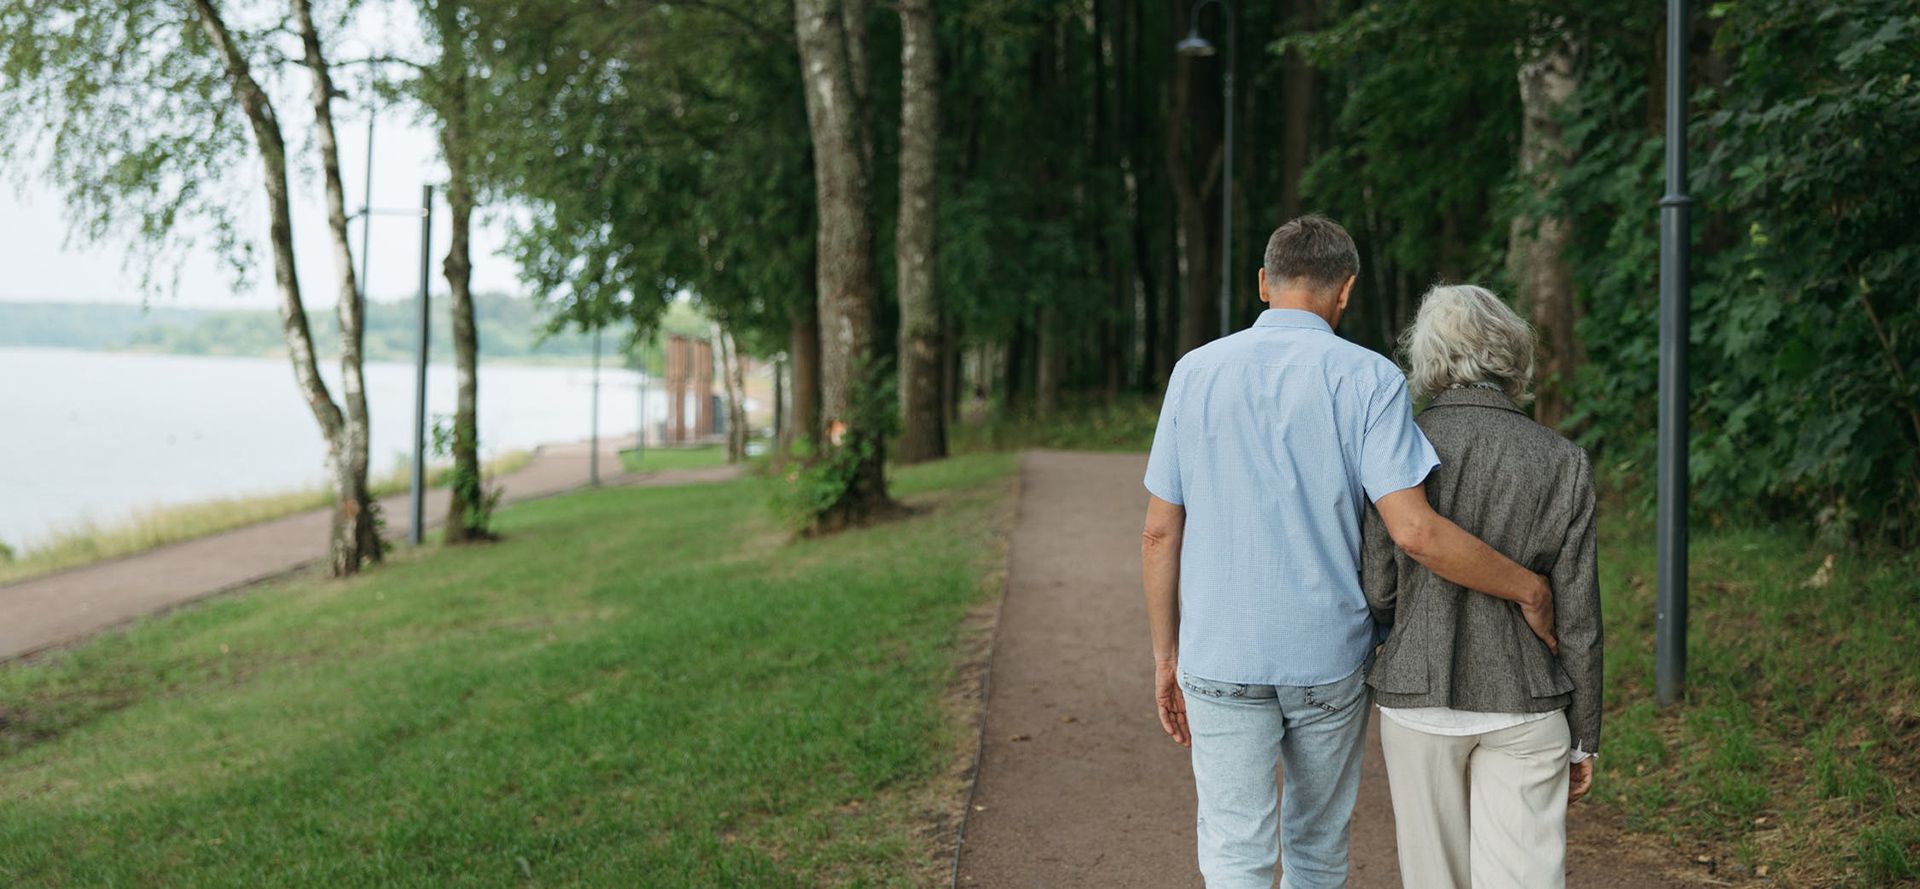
top-left (1363, 386), bottom-right (1603, 754)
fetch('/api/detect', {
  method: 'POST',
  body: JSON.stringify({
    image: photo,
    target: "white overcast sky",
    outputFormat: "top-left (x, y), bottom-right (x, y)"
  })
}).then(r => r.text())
top-left (0, 6), bottom-right (525, 309)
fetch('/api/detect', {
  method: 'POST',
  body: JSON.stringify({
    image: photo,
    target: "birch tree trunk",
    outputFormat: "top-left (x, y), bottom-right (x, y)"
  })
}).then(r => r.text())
top-left (1509, 31), bottom-right (1582, 430)
top-left (895, 0), bottom-right (945, 463)
top-left (192, 0), bottom-right (367, 576)
top-left (430, 2), bottom-right (489, 543)
top-left (292, 0), bottom-right (381, 570)
top-left (794, 0), bottom-right (890, 528)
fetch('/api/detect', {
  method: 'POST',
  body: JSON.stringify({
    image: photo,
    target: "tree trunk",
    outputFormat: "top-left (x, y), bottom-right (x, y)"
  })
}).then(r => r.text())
top-left (895, 0), bottom-right (945, 464)
top-left (1509, 31), bottom-right (1582, 430)
top-left (794, 0), bottom-right (889, 528)
top-left (293, 0), bottom-right (381, 570)
top-left (729, 334), bottom-right (749, 460)
top-left (194, 0), bottom-right (363, 577)
top-left (1279, 0), bottom-right (1317, 221)
top-left (432, 7), bottom-right (488, 543)
top-left (1036, 305), bottom-right (1063, 416)
top-left (788, 300), bottom-right (822, 447)
top-left (715, 325), bottom-right (746, 463)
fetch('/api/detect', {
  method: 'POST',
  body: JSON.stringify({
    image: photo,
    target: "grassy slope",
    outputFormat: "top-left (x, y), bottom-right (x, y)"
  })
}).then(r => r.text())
top-left (1596, 508), bottom-right (1918, 886)
top-left (0, 451), bottom-right (533, 586)
top-left (618, 444), bottom-right (730, 474)
top-left (0, 453), bottom-right (1017, 887)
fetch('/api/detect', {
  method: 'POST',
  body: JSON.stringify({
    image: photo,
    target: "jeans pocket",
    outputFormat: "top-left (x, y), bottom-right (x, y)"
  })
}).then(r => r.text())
top-left (1179, 673), bottom-right (1247, 699)
top-left (1304, 666), bottom-right (1369, 713)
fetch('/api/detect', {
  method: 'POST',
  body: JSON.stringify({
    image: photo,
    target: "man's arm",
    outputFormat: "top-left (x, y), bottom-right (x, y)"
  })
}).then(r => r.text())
top-left (1142, 495), bottom-right (1188, 747)
top-left (1374, 485), bottom-right (1558, 652)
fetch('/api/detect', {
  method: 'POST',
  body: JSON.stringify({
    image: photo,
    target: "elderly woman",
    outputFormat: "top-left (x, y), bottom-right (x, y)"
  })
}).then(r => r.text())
top-left (1363, 284), bottom-right (1602, 889)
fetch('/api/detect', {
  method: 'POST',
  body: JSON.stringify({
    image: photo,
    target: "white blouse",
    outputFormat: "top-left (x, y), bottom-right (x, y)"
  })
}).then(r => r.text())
top-left (1379, 705), bottom-right (1593, 763)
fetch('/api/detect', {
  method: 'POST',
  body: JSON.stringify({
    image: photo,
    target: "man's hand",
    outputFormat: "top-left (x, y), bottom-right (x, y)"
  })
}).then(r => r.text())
top-left (1569, 758), bottom-right (1594, 803)
top-left (1155, 659), bottom-right (1190, 748)
top-left (1375, 486), bottom-right (1561, 655)
top-left (1521, 581), bottom-right (1559, 655)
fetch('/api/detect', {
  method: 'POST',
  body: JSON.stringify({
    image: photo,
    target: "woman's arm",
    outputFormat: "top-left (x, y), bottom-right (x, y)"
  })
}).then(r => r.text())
top-left (1555, 457), bottom-right (1603, 761)
top-left (1362, 503), bottom-right (1399, 626)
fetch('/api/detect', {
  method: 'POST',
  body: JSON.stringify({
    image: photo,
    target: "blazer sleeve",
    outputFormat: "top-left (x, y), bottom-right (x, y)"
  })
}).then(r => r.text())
top-left (1554, 454), bottom-right (1604, 755)
top-left (1362, 502), bottom-right (1399, 627)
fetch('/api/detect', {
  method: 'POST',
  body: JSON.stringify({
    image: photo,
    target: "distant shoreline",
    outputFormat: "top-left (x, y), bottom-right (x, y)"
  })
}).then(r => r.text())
top-left (0, 342), bottom-right (614, 369)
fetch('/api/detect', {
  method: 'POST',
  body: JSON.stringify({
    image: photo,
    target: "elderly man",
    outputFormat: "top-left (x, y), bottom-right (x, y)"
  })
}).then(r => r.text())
top-left (1141, 215), bottom-right (1558, 889)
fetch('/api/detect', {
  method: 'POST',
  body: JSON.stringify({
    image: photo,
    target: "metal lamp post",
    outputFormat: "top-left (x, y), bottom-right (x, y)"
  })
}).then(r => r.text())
top-left (1656, 0), bottom-right (1692, 707)
top-left (409, 185), bottom-right (434, 545)
top-left (1177, 0), bottom-right (1236, 339)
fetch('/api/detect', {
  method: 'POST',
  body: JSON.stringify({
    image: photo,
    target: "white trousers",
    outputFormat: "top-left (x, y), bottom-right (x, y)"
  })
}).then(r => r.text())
top-left (1378, 712), bottom-right (1570, 889)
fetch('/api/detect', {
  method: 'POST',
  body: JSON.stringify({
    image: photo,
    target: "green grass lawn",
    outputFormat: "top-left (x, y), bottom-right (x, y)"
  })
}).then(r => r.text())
top-left (1593, 505), bottom-right (1919, 886)
top-left (618, 444), bottom-right (730, 474)
top-left (0, 453), bottom-right (1018, 887)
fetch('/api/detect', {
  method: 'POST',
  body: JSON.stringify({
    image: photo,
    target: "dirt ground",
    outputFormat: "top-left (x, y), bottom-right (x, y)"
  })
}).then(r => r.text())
top-left (954, 450), bottom-right (1717, 888)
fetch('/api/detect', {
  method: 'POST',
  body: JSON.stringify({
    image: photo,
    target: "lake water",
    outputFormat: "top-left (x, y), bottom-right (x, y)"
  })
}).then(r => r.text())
top-left (0, 347), bottom-right (668, 549)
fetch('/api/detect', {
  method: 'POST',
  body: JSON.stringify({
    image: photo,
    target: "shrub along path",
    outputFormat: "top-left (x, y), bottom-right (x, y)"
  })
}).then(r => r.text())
top-left (0, 437), bottom-right (740, 662)
top-left (956, 450), bottom-right (1704, 888)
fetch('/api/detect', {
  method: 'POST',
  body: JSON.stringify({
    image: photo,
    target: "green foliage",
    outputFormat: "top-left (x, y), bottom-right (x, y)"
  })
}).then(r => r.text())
top-left (1563, 0), bottom-right (1920, 544)
top-left (0, 0), bottom-right (267, 293)
top-left (1282, 0), bottom-right (1919, 544)
top-left (950, 396), bottom-right (1162, 455)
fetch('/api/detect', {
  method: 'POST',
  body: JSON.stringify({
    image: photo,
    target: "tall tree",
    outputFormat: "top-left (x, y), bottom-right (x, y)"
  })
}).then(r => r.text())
top-left (423, 0), bottom-right (491, 542)
top-left (794, 0), bottom-right (890, 527)
top-left (292, 0), bottom-right (382, 568)
top-left (0, 1), bottom-right (383, 573)
top-left (1508, 27), bottom-right (1582, 429)
top-left (895, 0), bottom-right (945, 462)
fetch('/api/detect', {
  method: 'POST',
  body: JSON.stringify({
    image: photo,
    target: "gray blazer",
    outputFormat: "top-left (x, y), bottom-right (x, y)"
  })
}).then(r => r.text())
top-left (1363, 386), bottom-right (1602, 754)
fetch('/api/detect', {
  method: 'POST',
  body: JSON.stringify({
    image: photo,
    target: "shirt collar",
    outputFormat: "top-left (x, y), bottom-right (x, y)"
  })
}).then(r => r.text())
top-left (1252, 308), bottom-right (1334, 334)
top-left (1424, 385), bottom-right (1528, 416)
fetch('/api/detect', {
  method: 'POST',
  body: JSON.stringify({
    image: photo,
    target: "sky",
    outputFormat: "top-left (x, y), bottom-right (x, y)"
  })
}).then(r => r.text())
top-left (0, 8), bottom-right (524, 311)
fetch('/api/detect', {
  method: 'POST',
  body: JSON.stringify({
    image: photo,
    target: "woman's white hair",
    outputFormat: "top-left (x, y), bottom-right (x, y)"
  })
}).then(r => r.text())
top-left (1400, 284), bottom-right (1536, 403)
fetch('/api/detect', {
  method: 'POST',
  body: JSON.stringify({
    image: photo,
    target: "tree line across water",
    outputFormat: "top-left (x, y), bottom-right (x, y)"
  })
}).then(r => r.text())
top-left (0, 295), bottom-right (631, 363)
top-left (2, 0), bottom-right (1914, 556)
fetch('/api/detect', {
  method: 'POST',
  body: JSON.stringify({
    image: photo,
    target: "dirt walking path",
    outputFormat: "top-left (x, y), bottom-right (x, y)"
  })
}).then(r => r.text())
top-left (955, 450), bottom-right (1703, 888)
top-left (0, 438), bottom-right (742, 662)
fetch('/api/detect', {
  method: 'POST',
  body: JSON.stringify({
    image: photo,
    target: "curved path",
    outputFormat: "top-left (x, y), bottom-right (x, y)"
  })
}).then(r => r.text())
top-left (0, 438), bottom-right (741, 662)
top-left (956, 450), bottom-right (1707, 888)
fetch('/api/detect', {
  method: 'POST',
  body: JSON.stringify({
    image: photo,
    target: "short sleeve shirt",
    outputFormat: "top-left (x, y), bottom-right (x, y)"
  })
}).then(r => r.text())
top-left (1143, 308), bottom-right (1439, 686)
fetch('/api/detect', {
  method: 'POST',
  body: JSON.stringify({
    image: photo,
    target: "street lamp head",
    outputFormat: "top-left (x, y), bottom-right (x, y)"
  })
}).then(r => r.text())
top-left (1176, 28), bottom-right (1217, 57)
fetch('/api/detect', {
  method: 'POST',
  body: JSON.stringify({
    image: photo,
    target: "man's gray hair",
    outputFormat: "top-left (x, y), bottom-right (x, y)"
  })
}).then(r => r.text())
top-left (1263, 215), bottom-right (1360, 295)
top-left (1401, 284), bottom-right (1536, 403)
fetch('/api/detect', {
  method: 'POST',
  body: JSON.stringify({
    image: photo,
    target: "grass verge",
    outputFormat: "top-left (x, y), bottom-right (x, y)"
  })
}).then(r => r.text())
top-left (0, 452), bottom-right (1019, 886)
top-left (1594, 505), bottom-right (1919, 887)
top-left (0, 451), bottom-right (534, 586)
top-left (617, 444), bottom-right (730, 474)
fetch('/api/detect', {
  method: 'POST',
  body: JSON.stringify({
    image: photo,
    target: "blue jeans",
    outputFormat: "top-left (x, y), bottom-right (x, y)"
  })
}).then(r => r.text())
top-left (1180, 664), bottom-right (1371, 889)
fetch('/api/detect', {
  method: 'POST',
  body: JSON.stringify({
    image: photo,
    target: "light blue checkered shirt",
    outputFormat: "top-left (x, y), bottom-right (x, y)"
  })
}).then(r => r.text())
top-left (1144, 308), bottom-right (1439, 687)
